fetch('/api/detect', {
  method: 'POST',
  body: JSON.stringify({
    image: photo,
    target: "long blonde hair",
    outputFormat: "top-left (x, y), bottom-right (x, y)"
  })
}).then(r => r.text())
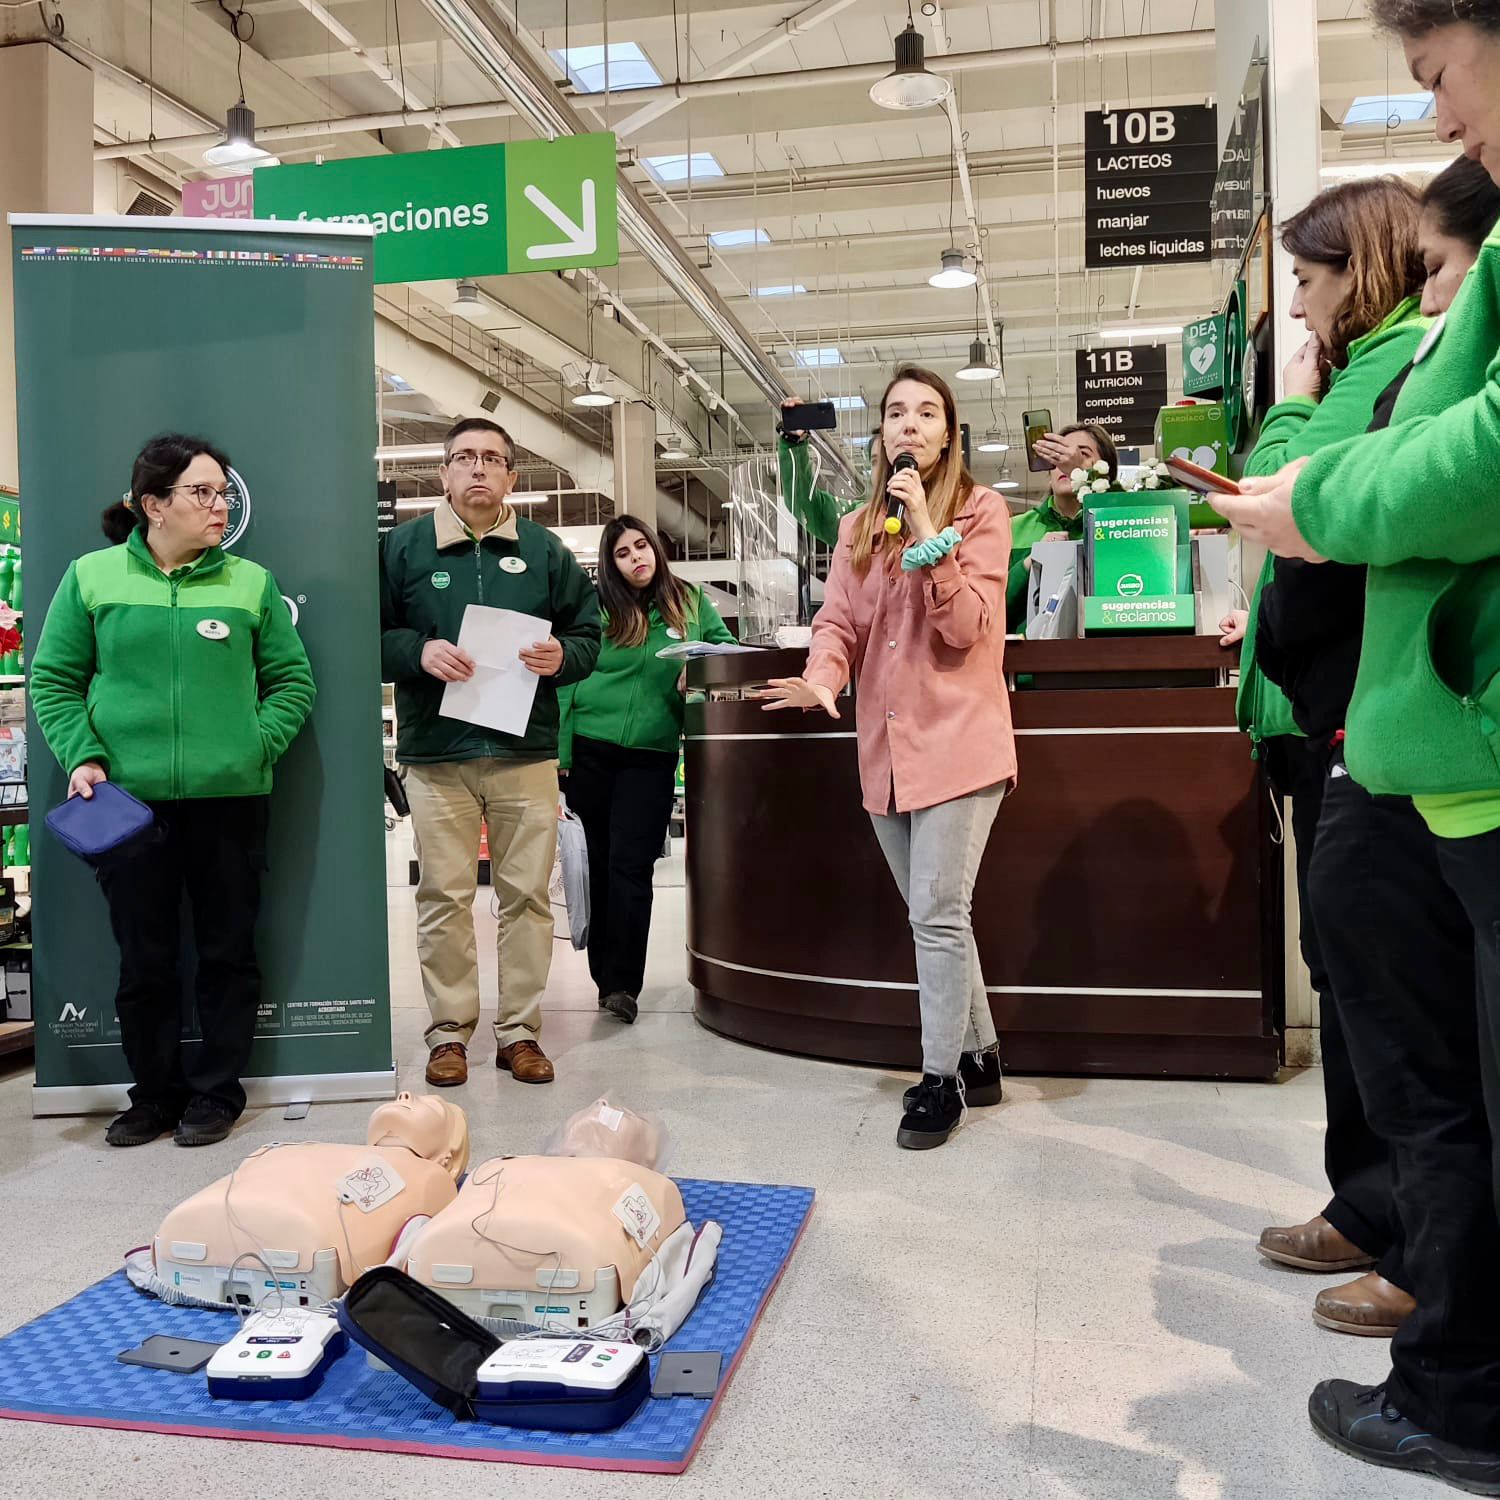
top-left (850, 365), bottom-right (975, 576)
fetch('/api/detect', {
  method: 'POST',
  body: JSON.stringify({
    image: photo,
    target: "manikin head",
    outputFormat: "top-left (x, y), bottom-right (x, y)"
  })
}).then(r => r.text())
top-left (367, 1092), bottom-right (470, 1179)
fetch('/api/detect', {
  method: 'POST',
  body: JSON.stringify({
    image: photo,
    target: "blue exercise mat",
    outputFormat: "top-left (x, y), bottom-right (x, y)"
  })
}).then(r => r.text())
top-left (0, 1178), bottom-right (814, 1473)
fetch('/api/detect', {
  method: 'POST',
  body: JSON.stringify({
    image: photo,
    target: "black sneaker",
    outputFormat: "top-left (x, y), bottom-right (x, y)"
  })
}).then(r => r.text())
top-left (599, 991), bottom-right (638, 1024)
top-left (173, 1098), bottom-right (237, 1148)
top-left (905, 1050), bottom-right (1002, 1109)
top-left (1310, 1379), bottom-right (1500, 1495)
top-left (896, 1074), bottom-right (964, 1150)
top-left (105, 1104), bottom-right (176, 1148)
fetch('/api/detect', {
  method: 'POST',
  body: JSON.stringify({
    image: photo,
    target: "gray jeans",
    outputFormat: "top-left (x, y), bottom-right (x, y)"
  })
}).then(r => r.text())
top-left (870, 784), bottom-right (1004, 1076)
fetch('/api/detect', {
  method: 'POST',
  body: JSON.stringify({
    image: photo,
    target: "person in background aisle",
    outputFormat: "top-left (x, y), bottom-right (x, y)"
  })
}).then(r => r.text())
top-left (558, 515), bottom-right (736, 1025)
top-left (758, 366), bottom-right (1015, 1152)
top-left (1215, 5), bottom-right (1500, 1487)
top-left (1213, 177), bottom-right (1433, 1341)
top-left (381, 417), bottom-right (600, 1090)
top-left (1006, 423), bottom-right (1117, 627)
top-left (30, 433), bottom-right (315, 1149)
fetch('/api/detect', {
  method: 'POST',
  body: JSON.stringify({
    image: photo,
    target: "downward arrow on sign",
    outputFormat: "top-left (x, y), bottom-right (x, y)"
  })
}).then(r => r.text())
top-left (524, 179), bottom-right (598, 260)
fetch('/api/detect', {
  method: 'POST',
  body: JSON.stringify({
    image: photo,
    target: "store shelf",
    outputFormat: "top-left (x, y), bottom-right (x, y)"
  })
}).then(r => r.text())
top-left (0, 1020), bottom-right (33, 1057)
top-left (0, 676), bottom-right (24, 686)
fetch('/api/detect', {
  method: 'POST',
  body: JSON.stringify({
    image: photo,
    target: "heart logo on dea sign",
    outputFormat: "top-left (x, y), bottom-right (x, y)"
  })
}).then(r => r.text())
top-left (1190, 343), bottom-right (1217, 376)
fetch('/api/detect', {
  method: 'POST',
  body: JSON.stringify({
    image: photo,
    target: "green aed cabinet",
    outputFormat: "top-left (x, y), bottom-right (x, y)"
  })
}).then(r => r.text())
top-left (11, 215), bottom-right (393, 1113)
top-left (1082, 492), bottom-right (1195, 634)
top-left (1156, 402), bottom-right (1235, 528)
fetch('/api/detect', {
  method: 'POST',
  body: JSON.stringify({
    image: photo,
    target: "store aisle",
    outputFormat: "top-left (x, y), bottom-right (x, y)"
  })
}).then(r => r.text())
top-left (0, 855), bottom-right (1415, 1499)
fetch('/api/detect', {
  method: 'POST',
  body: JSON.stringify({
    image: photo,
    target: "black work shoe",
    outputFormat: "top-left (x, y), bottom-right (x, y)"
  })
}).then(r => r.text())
top-left (896, 1074), bottom-right (964, 1150)
top-left (1309, 1379), bottom-right (1500, 1495)
top-left (599, 991), bottom-right (638, 1024)
top-left (105, 1104), bottom-right (176, 1148)
top-left (173, 1097), bottom-right (236, 1148)
top-left (905, 1050), bottom-right (1002, 1109)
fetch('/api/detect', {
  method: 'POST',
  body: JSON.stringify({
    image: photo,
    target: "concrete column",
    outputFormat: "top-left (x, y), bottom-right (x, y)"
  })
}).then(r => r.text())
top-left (0, 43), bottom-right (93, 492)
top-left (610, 400), bottom-right (657, 531)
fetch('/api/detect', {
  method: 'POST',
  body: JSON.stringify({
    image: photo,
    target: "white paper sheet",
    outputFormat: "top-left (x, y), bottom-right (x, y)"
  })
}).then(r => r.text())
top-left (653, 640), bottom-right (762, 660)
top-left (439, 604), bottom-right (551, 736)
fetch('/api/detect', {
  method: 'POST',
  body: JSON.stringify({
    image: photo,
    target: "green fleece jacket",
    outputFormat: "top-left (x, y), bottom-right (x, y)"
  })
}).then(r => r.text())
top-left (380, 505), bottom-right (600, 764)
top-left (778, 436), bottom-right (859, 547)
top-left (1291, 227), bottom-right (1500, 796)
top-left (1235, 296), bottom-right (1429, 746)
top-left (30, 528), bottom-right (315, 802)
top-left (1005, 497), bottom-right (1085, 625)
top-left (557, 586), bottom-right (735, 769)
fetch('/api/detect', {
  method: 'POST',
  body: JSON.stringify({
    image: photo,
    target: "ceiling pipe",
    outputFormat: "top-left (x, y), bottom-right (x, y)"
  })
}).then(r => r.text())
top-left (415, 0), bottom-right (854, 486)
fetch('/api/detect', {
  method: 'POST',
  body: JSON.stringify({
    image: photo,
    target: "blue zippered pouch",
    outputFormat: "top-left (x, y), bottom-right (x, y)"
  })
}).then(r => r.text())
top-left (44, 781), bottom-right (158, 865)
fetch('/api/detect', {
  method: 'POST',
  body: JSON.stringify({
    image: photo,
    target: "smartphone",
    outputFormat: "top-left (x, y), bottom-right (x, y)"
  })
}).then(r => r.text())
top-left (1165, 455), bottom-right (1242, 496)
top-left (780, 400), bottom-right (838, 433)
top-left (1023, 409), bottom-right (1054, 472)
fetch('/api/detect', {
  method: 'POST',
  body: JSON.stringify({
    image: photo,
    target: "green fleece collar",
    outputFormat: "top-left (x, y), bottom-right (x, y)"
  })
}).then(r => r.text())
top-left (1343, 295), bottom-right (1428, 365)
top-left (125, 525), bottom-right (226, 580)
top-left (1038, 496), bottom-right (1085, 532)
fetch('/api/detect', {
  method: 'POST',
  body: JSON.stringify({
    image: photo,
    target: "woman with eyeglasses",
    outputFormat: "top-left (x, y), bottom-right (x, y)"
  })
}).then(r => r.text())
top-left (30, 433), bottom-right (316, 1150)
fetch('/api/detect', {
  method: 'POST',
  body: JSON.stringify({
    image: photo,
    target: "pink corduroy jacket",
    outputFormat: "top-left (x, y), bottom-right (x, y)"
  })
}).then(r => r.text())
top-left (803, 485), bottom-right (1018, 816)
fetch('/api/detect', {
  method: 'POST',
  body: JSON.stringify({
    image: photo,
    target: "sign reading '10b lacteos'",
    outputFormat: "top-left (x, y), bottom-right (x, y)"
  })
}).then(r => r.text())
top-left (1084, 105), bottom-right (1216, 269)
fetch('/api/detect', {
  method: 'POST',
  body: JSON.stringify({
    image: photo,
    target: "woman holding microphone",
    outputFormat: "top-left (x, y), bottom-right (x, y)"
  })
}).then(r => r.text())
top-left (31, 433), bottom-right (315, 1149)
top-left (759, 366), bottom-right (1015, 1151)
top-left (559, 515), bottom-right (735, 1025)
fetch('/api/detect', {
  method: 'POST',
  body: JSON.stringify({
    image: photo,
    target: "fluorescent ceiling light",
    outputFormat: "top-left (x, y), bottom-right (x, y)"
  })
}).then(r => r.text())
top-left (1320, 158), bottom-right (1454, 180)
top-left (754, 284), bottom-right (806, 298)
top-left (829, 396), bottom-right (866, 410)
top-left (794, 346), bottom-right (843, 368)
top-left (203, 101), bottom-right (280, 169)
top-left (709, 228), bottom-right (770, 247)
top-left (955, 339), bottom-right (1000, 382)
top-left (1343, 92), bottom-right (1434, 128)
top-left (550, 42), bottom-right (661, 94)
top-left (1099, 324), bottom-right (1183, 339)
top-left (928, 248), bottom-right (977, 289)
top-left (644, 152), bottom-right (725, 183)
top-left (507, 493), bottom-right (550, 505)
top-left (376, 443), bottom-right (446, 463)
top-left (977, 433), bottom-right (1010, 453)
top-left (869, 20), bottom-right (952, 111)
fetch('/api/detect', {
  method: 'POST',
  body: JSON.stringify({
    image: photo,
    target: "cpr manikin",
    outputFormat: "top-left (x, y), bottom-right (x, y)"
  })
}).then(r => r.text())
top-left (127, 1094), bottom-right (469, 1310)
top-left (406, 1155), bottom-right (721, 1349)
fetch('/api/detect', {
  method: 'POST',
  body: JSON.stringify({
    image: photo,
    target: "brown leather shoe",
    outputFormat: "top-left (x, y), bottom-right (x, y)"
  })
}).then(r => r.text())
top-left (1313, 1271), bottom-right (1417, 1337)
top-left (497, 1039), bottom-right (555, 1084)
top-left (1257, 1214), bottom-right (1376, 1272)
top-left (424, 1041), bottom-right (468, 1088)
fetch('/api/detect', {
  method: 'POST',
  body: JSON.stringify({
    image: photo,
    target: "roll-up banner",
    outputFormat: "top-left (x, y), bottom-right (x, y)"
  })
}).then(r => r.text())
top-left (9, 214), bottom-right (394, 1114)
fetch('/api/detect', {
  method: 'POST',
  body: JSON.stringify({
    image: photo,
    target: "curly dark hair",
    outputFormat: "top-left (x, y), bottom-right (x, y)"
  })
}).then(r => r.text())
top-left (1368, 0), bottom-right (1500, 35)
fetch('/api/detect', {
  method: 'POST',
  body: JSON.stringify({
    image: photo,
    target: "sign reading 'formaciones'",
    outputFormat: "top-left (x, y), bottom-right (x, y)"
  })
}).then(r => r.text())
top-left (1084, 106), bottom-right (1216, 270)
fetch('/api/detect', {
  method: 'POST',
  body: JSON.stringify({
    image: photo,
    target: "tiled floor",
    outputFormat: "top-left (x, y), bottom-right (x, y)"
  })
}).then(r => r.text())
top-left (0, 841), bottom-right (1416, 1498)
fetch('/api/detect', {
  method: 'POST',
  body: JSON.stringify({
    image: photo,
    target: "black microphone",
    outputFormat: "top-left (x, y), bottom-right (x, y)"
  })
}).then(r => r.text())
top-left (885, 451), bottom-right (917, 536)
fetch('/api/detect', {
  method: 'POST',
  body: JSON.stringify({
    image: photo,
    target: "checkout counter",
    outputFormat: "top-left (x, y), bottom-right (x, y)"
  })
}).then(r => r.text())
top-left (683, 637), bottom-right (1282, 1081)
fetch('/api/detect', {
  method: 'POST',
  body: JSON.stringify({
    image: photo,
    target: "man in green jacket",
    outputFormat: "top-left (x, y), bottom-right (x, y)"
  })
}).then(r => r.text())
top-left (381, 417), bottom-right (600, 1089)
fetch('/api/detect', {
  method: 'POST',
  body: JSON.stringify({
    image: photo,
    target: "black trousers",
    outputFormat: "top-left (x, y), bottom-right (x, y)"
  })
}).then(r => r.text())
top-left (97, 796), bottom-right (269, 1118)
top-left (1308, 762), bottom-right (1500, 1448)
top-left (1264, 736), bottom-right (1405, 1286)
top-left (566, 735), bottom-right (676, 1001)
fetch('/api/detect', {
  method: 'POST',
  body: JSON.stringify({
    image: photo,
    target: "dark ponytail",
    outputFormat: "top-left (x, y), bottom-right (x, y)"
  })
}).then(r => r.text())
top-left (102, 432), bottom-right (232, 544)
top-left (1422, 156), bottom-right (1500, 255)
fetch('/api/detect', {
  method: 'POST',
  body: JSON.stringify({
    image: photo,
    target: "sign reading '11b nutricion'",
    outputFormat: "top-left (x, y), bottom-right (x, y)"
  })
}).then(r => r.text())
top-left (1076, 344), bottom-right (1169, 449)
top-left (1084, 105), bottom-right (1216, 269)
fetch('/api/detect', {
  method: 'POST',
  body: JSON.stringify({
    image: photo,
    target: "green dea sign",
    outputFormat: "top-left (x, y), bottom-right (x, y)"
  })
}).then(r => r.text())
top-left (1182, 313), bottom-right (1224, 396)
top-left (253, 133), bottom-right (619, 283)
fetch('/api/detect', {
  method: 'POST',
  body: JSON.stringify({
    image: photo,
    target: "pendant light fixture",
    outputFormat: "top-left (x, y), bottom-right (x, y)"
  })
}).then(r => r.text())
top-left (956, 339), bottom-right (1000, 381)
top-left (869, 18), bottom-right (952, 112)
top-left (202, 7), bottom-right (280, 170)
top-left (929, 248), bottom-right (977, 289)
top-left (449, 279), bottom-right (482, 316)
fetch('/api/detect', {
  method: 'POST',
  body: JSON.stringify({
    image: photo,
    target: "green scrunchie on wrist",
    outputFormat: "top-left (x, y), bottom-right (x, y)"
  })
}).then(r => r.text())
top-left (900, 526), bottom-right (963, 572)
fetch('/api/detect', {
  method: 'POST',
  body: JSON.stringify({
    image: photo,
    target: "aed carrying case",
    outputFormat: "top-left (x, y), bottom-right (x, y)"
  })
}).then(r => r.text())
top-left (337, 1265), bottom-right (650, 1431)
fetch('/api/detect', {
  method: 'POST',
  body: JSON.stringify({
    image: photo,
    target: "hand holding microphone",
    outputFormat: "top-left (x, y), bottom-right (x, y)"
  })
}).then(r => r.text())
top-left (884, 452), bottom-right (935, 542)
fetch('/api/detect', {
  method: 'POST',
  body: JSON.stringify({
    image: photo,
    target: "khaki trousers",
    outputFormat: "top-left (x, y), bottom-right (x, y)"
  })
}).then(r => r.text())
top-left (406, 757), bottom-right (558, 1050)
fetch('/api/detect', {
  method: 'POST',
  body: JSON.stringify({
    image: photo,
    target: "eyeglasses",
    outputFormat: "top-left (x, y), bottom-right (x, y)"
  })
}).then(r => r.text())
top-left (167, 483), bottom-right (230, 509)
top-left (445, 450), bottom-right (511, 471)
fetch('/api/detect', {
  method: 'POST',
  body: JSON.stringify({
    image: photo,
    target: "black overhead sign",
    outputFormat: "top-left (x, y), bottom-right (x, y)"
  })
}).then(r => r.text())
top-left (1075, 344), bottom-right (1169, 449)
top-left (1085, 105), bottom-right (1216, 269)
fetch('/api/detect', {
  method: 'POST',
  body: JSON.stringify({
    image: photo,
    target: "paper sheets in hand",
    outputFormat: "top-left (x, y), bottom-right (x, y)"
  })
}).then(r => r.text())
top-left (440, 605), bottom-right (551, 736)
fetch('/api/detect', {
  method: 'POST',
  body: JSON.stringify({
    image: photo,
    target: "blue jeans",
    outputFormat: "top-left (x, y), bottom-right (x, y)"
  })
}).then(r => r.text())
top-left (870, 784), bottom-right (1004, 1076)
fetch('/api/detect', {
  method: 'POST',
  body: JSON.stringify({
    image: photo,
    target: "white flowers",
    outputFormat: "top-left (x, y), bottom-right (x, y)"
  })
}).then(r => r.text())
top-left (1128, 460), bottom-right (1173, 494)
top-left (1093, 460), bottom-right (1110, 475)
top-left (1070, 467), bottom-right (1090, 488)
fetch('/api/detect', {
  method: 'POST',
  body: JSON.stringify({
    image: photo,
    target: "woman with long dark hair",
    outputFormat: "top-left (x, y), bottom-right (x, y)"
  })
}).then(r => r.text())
top-left (759, 366), bottom-right (1015, 1151)
top-left (1218, 5), bottom-right (1500, 1483)
top-left (31, 433), bottom-right (315, 1149)
top-left (558, 515), bottom-right (734, 1024)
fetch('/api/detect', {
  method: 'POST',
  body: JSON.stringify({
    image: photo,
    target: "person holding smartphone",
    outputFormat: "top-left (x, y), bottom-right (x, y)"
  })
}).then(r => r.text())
top-left (758, 366), bottom-right (1015, 1152)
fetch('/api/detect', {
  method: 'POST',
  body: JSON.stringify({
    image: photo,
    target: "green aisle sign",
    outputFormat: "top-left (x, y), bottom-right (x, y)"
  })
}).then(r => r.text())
top-left (253, 133), bottom-right (618, 283)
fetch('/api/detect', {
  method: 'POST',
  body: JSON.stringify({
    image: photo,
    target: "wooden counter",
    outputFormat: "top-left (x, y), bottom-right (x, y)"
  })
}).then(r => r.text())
top-left (684, 638), bottom-right (1282, 1080)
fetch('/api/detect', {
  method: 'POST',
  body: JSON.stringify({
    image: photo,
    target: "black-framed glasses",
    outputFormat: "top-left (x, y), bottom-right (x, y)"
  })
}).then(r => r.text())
top-left (167, 483), bottom-right (230, 509)
top-left (446, 449), bottom-right (511, 471)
